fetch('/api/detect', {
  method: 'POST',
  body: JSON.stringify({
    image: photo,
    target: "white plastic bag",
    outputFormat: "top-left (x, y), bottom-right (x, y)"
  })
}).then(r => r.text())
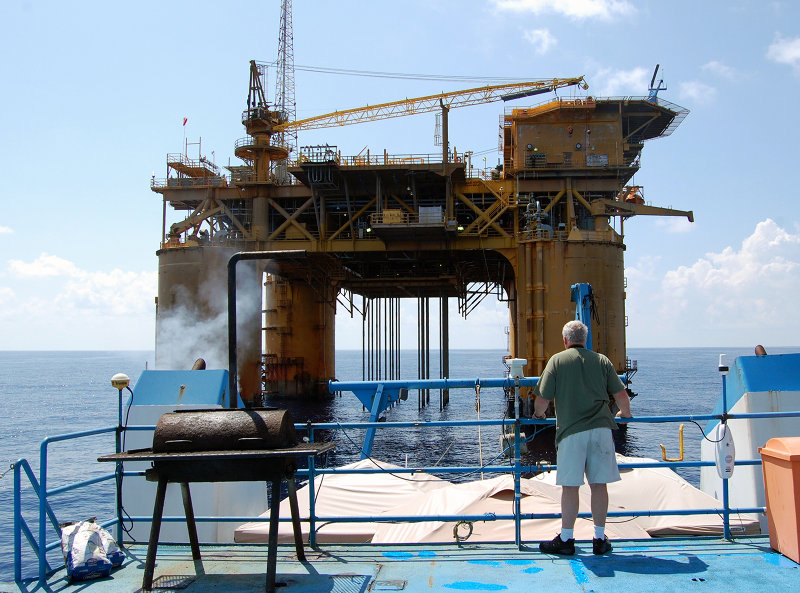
top-left (60, 519), bottom-right (122, 580)
top-left (94, 523), bottom-right (125, 567)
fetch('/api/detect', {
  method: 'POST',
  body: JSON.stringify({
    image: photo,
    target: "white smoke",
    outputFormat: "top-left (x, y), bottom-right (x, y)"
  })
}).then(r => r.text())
top-left (155, 253), bottom-right (262, 373)
top-left (156, 287), bottom-right (230, 370)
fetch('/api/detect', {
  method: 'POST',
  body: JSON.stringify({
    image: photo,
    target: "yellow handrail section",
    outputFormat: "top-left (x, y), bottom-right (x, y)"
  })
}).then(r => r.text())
top-left (660, 424), bottom-right (685, 462)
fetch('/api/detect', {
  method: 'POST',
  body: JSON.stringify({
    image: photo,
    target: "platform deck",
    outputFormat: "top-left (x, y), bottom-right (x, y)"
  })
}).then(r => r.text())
top-left (6, 536), bottom-right (799, 593)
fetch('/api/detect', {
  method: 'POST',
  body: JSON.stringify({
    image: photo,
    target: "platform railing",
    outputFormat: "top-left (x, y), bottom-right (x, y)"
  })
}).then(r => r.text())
top-left (298, 412), bottom-right (782, 546)
top-left (14, 379), bottom-right (800, 585)
top-left (151, 175), bottom-right (229, 189)
top-left (13, 427), bottom-right (118, 583)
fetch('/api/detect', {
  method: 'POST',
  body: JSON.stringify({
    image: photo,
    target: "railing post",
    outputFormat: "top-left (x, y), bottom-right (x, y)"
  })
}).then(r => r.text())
top-left (719, 355), bottom-right (732, 540)
top-left (308, 424), bottom-right (317, 547)
top-left (513, 378), bottom-right (522, 548)
top-left (38, 440), bottom-right (48, 584)
top-left (721, 371), bottom-right (731, 540)
top-left (116, 386), bottom-right (123, 544)
top-left (14, 461), bottom-right (22, 583)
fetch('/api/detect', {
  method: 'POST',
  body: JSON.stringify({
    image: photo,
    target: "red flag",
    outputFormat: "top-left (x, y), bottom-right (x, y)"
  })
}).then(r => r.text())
top-left (183, 117), bottom-right (188, 126)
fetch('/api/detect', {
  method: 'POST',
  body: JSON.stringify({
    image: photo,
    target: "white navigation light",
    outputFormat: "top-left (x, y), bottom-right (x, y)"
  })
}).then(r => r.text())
top-left (508, 358), bottom-right (527, 379)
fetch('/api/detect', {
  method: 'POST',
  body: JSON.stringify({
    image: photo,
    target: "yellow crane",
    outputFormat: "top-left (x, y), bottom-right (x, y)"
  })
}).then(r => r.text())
top-left (271, 77), bottom-right (589, 132)
top-left (242, 60), bottom-right (587, 136)
top-left (172, 67), bottom-right (591, 240)
top-left (239, 61), bottom-right (587, 178)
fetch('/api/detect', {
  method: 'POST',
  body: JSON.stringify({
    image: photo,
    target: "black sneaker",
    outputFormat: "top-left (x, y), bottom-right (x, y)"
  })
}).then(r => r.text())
top-left (592, 536), bottom-right (612, 555)
top-left (539, 534), bottom-right (575, 555)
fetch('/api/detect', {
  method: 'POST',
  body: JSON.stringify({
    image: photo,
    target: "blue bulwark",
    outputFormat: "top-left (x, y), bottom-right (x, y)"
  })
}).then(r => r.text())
top-left (706, 354), bottom-right (800, 431)
top-left (734, 354), bottom-right (800, 393)
top-left (129, 370), bottom-right (230, 406)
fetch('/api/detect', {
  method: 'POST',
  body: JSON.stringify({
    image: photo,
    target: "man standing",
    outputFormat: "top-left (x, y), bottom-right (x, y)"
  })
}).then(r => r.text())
top-left (533, 320), bottom-right (632, 555)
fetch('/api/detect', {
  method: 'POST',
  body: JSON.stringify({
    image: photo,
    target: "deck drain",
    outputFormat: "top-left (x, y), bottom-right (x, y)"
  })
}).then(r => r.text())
top-left (369, 580), bottom-right (407, 591)
top-left (144, 575), bottom-right (196, 590)
top-left (328, 574), bottom-right (373, 592)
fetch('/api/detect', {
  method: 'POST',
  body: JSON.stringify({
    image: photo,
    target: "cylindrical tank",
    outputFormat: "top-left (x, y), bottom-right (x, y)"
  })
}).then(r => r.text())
top-left (507, 238), bottom-right (626, 375)
top-left (263, 275), bottom-right (335, 398)
top-left (156, 246), bottom-right (263, 405)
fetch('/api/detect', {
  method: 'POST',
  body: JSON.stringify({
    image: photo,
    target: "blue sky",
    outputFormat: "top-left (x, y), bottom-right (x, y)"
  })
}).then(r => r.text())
top-left (1, 0), bottom-right (799, 351)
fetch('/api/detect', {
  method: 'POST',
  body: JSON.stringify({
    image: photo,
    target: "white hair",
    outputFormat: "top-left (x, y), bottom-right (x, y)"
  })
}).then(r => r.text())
top-left (562, 320), bottom-right (588, 346)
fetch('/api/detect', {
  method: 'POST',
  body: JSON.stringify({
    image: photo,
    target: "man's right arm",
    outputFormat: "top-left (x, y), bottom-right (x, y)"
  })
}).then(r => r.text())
top-left (533, 395), bottom-right (550, 419)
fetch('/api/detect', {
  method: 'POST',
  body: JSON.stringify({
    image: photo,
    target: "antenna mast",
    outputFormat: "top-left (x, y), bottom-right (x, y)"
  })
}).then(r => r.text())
top-left (275, 0), bottom-right (296, 184)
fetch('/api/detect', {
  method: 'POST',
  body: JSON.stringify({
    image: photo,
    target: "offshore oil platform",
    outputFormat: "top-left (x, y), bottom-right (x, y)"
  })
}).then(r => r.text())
top-left (151, 5), bottom-right (691, 404)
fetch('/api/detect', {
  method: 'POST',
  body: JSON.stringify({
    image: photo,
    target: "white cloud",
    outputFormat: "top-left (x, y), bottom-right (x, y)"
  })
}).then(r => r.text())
top-left (678, 81), bottom-right (717, 105)
top-left (56, 269), bottom-right (157, 315)
top-left (767, 34), bottom-right (800, 69)
top-left (0, 226), bottom-right (12, 234)
top-left (492, 0), bottom-right (635, 19)
top-left (701, 60), bottom-right (738, 80)
top-left (9, 253), bottom-right (81, 277)
top-left (627, 219), bottom-right (800, 346)
top-left (1, 253), bottom-right (157, 348)
top-left (593, 67), bottom-right (649, 96)
top-left (7, 254), bottom-right (155, 315)
top-left (523, 28), bottom-right (556, 54)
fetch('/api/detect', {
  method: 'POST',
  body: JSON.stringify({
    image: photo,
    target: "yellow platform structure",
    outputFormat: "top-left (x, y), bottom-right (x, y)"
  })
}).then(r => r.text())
top-left (151, 66), bottom-right (691, 401)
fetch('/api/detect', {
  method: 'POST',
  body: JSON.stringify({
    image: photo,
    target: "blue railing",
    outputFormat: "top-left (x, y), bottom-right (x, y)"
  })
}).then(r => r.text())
top-left (14, 427), bottom-right (118, 582)
top-left (13, 375), bottom-right (793, 585)
top-left (296, 414), bottom-right (777, 546)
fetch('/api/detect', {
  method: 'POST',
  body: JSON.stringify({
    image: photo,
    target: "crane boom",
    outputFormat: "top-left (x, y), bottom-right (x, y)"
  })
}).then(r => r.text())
top-left (273, 77), bottom-right (587, 132)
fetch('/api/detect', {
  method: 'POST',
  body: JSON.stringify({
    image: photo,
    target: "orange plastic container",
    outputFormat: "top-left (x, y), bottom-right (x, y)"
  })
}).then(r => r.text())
top-left (759, 437), bottom-right (800, 564)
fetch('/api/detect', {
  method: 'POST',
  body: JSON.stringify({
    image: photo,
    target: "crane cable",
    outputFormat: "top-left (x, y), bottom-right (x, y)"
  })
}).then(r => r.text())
top-left (291, 64), bottom-right (536, 84)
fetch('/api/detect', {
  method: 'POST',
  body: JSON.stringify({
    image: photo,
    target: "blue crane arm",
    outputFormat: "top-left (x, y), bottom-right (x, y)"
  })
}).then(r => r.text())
top-left (570, 283), bottom-right (594, 350)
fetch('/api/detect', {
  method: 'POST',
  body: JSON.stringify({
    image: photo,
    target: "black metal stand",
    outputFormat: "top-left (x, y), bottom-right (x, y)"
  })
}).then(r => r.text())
top-left (141, 472), bottom-right (304, 593)
top-left (98, 443), bottom-right (333, 592)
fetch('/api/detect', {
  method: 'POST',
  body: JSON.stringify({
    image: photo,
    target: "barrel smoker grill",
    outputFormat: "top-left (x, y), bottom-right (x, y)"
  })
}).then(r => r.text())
top-left (149, 408), bottom-right (301, 480)
top-left (100, 408), bottom-right (333, 592)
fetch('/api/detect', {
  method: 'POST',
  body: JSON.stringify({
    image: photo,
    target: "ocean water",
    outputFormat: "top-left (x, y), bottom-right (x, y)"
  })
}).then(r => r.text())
top-left (2, 347), bottom-right (797, 581)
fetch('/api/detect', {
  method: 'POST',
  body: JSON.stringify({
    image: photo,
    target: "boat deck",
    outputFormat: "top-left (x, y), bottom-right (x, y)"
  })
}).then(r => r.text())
top-left (7, 536), bottom-right (798, 593)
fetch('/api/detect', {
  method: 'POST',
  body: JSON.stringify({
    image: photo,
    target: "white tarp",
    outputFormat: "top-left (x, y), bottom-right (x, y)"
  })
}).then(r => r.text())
top-left (235, 458), bottom-right (448, 543)
top-left (535, 454), bottom-right (760, 536)
top-left (370, 473), bottom-right (649, 543)
top-left (234, 454), bottom-right (759, 545)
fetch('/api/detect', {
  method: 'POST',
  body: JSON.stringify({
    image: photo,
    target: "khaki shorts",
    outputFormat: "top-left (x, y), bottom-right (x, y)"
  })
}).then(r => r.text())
top-left (556, 427), bottom-right (620, 486)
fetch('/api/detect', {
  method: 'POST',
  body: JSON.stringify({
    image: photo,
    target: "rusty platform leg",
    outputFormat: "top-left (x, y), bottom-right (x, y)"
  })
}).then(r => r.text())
top-left (266, 477), bottom-right (282, 593)
top-left (286, 478), bottom-right (305, 561)
top-left (180, 482), bottom-right (201, 561)
top-left (143, 476), bottom-right (168, 592)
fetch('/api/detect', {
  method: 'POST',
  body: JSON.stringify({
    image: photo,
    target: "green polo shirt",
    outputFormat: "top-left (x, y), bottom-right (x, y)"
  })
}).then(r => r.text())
top-left (533, 346), bottom-right (626, 444)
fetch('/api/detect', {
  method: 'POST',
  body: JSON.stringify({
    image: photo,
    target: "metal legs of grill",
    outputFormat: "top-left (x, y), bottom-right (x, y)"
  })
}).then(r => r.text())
top-left (141, 474), bottom-right (304, 593)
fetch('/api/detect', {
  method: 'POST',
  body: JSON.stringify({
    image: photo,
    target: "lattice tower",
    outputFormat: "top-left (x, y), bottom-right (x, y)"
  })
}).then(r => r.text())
top-left (274, 0), bottom-right (297, 184)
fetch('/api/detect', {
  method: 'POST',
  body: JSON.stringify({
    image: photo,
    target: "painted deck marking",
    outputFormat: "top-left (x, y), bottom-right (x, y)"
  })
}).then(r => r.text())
top-left (762, 553), bottom-right (799, 568)
top-left (570, 558), bottom-right (590, 584)
top-left (382, 551), bottom-right (415, 559)
top-left (443, 583), bottom-right (508, 591)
